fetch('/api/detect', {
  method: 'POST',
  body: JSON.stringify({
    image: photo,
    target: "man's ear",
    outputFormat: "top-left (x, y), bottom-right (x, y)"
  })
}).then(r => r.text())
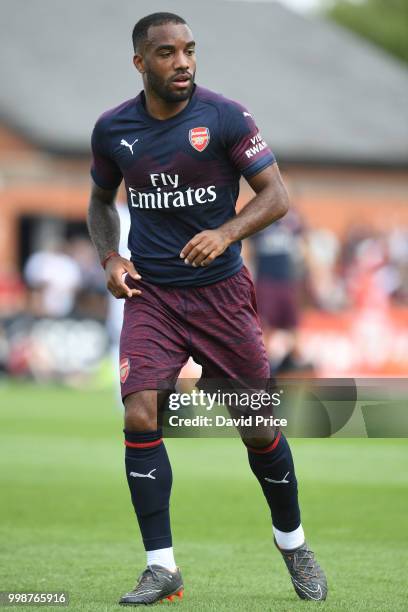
top-left (133, 54), bottom-right (145, 74)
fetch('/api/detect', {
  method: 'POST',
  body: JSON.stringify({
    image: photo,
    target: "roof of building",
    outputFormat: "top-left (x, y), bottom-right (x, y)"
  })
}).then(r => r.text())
top-left (1, 0), bottom-right (407, 164)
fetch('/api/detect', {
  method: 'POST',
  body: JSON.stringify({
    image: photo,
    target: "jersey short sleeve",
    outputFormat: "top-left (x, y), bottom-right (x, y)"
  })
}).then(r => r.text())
top-left (222, 101), bottom-right (276, 179)
top-left (90, 117), bottom-right (123, 189)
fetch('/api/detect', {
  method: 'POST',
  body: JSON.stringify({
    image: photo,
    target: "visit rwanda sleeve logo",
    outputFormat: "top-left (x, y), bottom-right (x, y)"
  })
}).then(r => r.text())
top-left (189, 127), bottom-right (210, 152)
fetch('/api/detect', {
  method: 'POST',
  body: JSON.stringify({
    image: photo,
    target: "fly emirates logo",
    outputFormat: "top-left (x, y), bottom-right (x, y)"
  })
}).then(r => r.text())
top-left (129, 173), bottom-right (217, 210)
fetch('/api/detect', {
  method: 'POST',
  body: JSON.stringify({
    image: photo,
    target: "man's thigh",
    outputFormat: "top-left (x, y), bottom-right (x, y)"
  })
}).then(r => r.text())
top-left (188, 266), bottom-right (270, 383)
top-left (188, 267), bottom-right (275, 443)
top-left (119, 280), bottom-right (189, 401)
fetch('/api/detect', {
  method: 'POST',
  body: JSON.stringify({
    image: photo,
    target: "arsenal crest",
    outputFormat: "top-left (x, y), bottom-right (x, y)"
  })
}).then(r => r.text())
top-left (189, 127), bottom-right (210, 152)
top-left (119, 357), bottom-right (130, 384)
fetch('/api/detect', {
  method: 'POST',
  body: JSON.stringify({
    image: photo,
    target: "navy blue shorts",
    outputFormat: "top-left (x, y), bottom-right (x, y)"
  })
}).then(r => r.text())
top-left (119, 266), bottom-right (270, 400)
top-left (256, 279), bottom-right (299, 330)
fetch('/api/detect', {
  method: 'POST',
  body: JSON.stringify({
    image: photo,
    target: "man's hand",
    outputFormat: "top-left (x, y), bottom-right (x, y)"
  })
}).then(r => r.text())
top-left (180, 229), bottom-right (231, 267)
top-left (105, 256), bottom-right (142, 298)
top-left (179, 166), bottom-right (289, 268)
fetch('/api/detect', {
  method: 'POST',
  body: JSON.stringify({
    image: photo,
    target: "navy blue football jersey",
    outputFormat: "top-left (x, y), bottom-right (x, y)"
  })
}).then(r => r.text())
top-left (251, 210), bottom-right (304, 282)
top-left (91, 85), bottom-right (275, 286)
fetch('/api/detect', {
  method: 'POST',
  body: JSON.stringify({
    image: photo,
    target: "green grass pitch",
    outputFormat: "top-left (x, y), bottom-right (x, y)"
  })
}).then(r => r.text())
top-left (1, 381), bottom-right (407, 611)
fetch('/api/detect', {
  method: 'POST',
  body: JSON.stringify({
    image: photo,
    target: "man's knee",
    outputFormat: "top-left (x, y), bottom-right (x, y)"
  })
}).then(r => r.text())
top-left (240, 427), bottom-right (277, 449)
top-left (124, 390), bottom-right (169, 431)
top-left (124, 390), bottom-right (158, 431)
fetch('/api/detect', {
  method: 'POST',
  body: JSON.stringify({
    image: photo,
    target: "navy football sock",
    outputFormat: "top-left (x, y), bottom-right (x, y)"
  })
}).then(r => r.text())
top-left (124, 429), bottom-right (173, 551)
top-left (247, 431), bottom-right (301, 532)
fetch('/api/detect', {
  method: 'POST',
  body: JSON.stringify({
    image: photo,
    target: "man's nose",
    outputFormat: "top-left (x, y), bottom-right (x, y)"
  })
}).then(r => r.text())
top-left (173, 51), bottom-right (190, 71)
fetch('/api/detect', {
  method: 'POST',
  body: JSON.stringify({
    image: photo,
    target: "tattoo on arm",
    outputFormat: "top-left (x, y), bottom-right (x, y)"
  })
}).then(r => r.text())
top-left (87, 182), bottom-right (120, 262)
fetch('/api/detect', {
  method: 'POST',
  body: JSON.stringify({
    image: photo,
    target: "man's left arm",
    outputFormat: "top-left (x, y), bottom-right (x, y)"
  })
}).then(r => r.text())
top-left (180, 164), bottom-right (289, 267)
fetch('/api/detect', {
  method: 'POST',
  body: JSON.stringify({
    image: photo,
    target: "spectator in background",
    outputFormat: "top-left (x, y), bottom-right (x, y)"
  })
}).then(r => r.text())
top-left (68, 237), bottom-right (107, 320)
top-left (346, 236), bottom-right (390, 312)
top-left (383, 227), bottom-right (408, 304)
top-left (24, 238), bottom-right (81, 317)
top-left (249, 208), bottom-right (307, 373)
top-left (69, 236), bottom-right (106, 293)
top-left (304, 227), bottom-right (343, 311)
top-left (339, 225), bottom-right (407, 310)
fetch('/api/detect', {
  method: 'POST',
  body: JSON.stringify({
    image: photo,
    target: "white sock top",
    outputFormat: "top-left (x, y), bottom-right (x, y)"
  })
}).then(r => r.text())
top-left (146, 547), bottom-right (177, 572)
top-left (273, 524), bottom-right (305, 550)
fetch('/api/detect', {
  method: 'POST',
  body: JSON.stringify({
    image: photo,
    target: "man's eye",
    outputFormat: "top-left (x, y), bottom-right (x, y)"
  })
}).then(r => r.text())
top-left (159, 51), bottom-right (171, 57)
top-left (186, 49), bottom-right (195, 56)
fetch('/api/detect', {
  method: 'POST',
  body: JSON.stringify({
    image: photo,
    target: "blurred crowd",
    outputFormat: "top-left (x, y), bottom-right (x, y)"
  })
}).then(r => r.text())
top-left (250, 209), bottom-right (408, 314)
top-left (247, 210), bottom-right (408, 374)
top-left (0, 237), bottom-right (109, 384)
top-left (304, 223), bottom-right (408, 311)
top-left (0, 207), bottom-right (407, 382)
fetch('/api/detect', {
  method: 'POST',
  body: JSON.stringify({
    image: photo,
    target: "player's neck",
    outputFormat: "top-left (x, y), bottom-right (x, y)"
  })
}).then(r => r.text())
top-left (143, 88), bottom-right (191, 121)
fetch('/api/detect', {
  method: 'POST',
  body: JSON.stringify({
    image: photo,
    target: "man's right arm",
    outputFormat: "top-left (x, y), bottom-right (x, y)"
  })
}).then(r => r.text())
top-left (87, 180), bottom-right (141, 298)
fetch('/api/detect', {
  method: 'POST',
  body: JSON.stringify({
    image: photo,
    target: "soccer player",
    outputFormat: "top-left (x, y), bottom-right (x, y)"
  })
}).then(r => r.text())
top-left (87, 12), bottom-right (327, 605)
top-left (250, 208), bottom-right (306, 373)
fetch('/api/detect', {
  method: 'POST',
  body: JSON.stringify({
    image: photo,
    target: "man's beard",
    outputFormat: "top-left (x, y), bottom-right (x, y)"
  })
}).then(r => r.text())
top-left (146, 69), bottom-right (195, 103)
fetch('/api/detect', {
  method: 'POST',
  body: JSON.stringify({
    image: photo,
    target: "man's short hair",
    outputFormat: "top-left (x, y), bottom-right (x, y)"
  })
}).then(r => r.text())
top-left (132, 12), bottom-right (187, 53)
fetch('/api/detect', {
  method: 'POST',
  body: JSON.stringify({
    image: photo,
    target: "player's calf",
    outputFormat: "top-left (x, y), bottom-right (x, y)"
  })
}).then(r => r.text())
top-left (124, 429), bottom-right (174, 554)
top-left (246, 431), bottom-right (301, 533)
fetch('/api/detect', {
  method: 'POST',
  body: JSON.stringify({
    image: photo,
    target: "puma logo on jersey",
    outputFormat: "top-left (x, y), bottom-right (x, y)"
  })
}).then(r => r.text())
top-left (120, 138), bottom-right (139, 154)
